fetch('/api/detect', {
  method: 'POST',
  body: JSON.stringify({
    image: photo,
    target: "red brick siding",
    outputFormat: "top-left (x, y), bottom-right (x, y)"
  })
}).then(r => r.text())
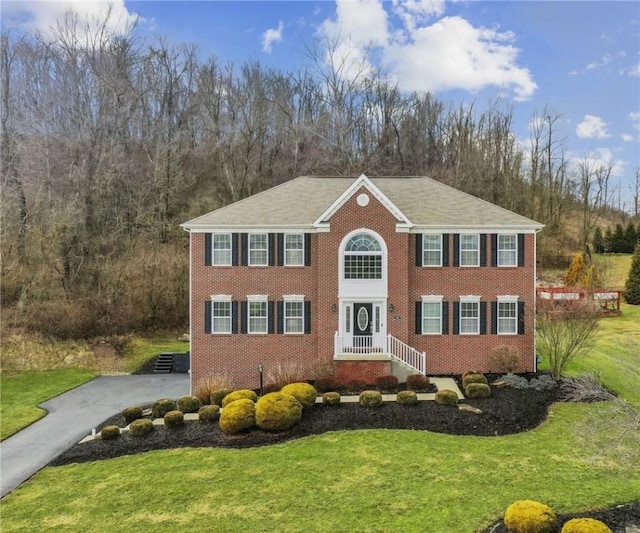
top-left (190, 187), bottom-right (537, 389)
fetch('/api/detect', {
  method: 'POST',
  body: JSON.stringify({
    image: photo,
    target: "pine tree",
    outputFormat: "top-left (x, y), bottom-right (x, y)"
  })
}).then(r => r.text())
top-left (612, 223), bottom-right (625, 253)
top-left (593, 226), bottom-right (605, 254)
top-left (604, 227), bottom-right (613, 253)
top-left (624, 244), bottom-right (640, 305)
top-left (624, 222), bottom-right (637, 253)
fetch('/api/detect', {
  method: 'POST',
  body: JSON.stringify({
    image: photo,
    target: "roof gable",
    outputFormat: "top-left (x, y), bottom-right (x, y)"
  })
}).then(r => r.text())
top-left (312, 174), bottom-right (412, 228)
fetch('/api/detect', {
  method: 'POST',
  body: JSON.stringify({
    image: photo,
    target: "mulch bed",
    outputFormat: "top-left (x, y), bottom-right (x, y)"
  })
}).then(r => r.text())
top-left (48, 380), bottom-right (638, 532)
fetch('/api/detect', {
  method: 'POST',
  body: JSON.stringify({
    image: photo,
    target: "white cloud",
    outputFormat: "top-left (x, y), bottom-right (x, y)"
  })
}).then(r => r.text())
top-left (625, 63), bottom-right (640, 77)
top-left (318, 2), bottom-right (537, 101)
top-left (569, 147), bottom-right (626, 178)
top-left (1, 1), bottom-right (139, 39)
top-left (586, 54), bottom-right (612, 71)
top-left (621, 133), bottom-right (634, 142)
top-left (576, 115), bottom-right (611, 139)
top-left (629, 111), bottom-right (640, 130)
top-left (262, 21), bottom-right (284, 54)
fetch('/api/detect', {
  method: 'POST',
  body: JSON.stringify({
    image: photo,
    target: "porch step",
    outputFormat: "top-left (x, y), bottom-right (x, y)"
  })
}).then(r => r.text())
top-left (153, 352), bottom-right (174, 374)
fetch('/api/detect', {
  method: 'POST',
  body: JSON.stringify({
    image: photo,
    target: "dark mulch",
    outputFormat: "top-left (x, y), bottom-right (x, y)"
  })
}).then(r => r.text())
top-left (48, 380), bottom-right (638, 532)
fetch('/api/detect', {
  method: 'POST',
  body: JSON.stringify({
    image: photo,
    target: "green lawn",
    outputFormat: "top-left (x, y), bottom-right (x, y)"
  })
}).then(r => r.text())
top-left (0, 369), bottom-right (96, 440)
top-left (125, 334), bottom-right (189, 373)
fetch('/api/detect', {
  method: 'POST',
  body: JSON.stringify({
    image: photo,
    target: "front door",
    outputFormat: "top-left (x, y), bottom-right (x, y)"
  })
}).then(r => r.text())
top-left (353, 303), bottom-right (373, 348)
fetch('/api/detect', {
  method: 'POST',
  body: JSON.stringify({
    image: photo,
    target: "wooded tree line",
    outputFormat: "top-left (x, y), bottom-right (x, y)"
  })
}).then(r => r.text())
top-left (1, 13), bottom-right (637, 338)
top-left (593, 223), bottom-right (639, 254)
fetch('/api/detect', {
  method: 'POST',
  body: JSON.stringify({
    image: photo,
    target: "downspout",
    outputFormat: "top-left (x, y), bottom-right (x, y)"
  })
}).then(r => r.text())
top-left (533, 227), bottom-right (544, 372)
top-left (183, 226), bottom-right (193, 395)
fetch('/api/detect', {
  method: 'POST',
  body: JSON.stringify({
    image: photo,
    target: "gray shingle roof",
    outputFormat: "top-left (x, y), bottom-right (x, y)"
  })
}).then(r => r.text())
top-left (182, 175), bottom-right (542, 230)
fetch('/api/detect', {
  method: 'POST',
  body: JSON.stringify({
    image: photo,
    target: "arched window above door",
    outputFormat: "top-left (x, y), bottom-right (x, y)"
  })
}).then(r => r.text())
top-left (343, 232), bottom-right (383, 279)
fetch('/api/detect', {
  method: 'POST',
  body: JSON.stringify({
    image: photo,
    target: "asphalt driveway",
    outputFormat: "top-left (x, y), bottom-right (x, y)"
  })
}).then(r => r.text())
top-left (0, 373), bottom-right (189, 498)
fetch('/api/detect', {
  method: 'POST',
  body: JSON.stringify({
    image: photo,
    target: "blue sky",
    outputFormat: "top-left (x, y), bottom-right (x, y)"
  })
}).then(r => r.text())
top-left (3, 0), bottom-right (640, 211)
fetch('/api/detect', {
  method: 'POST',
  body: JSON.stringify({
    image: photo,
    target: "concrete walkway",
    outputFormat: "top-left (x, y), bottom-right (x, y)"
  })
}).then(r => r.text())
top-left (0, 374), bottom-right (189, 498)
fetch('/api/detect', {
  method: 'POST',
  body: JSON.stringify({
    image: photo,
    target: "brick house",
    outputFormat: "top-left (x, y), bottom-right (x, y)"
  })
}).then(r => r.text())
top-left (182, 174), bottom-right (543, 389)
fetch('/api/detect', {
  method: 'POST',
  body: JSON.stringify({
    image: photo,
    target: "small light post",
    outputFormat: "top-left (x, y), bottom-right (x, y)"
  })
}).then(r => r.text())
top-left (258, 362), bottom-right (264, 397)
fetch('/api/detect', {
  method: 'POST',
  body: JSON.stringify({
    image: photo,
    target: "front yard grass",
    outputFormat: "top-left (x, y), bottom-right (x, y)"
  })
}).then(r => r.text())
top-left (0, 369), bottom-right (96, 440)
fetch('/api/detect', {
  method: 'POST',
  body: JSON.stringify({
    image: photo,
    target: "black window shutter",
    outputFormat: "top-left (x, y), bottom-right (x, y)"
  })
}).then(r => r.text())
top-left (480, 234), bottom-right (487, 267)
top-left (442, 301), bottom-right (449, 334)
top-left (205, 233), bottom-right (212, 266)
top-left (480, 301), bottom-right (487, 334)
top-left (415, 302), bottom-right (422, 334)
top-left (491, 301), bottom-right (498, 334)
top-left (517, 234), bottom-right (525, 267)
top-left (232, 233), bottom-right (239, 266)
top-left (277, 234), bottom-right (284, 266)
top-left (453, 234), bottom-right (460, 267)
top-left (304, 234), bottom-right (311, 266)
top-left (204, 300), bottom-right (212, 333)
top-left (241, 234), bottom-right (248, 266)
top-left (277, 301), bottom-right (284, 334)
top-left (304, 301), bottom-right (311, 334)
top-left (453, 302), bottom-right (460, 334)
top-left (268, 301), bottom-right (275, 333)
top-left (231, 301), bottom-right (238, 333)
top-left (442, 234), bottom-right (449, 267)
top-left (415, 234), bottom-right (422, 267)
top-left (518, 302), bottom-right (525, 334)
top-left (268, 234), bottom-right (275, 266)
top-left (240, 301), bottom-right (248, 333)
top-left (491, 234), bottom-right (498, 267)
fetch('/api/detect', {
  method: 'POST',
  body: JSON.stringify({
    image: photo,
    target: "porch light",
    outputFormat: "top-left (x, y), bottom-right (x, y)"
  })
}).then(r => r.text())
top-left (331, 303), bottom-right (337, 312)
top-left (389, 303), bottom-right (395, 312)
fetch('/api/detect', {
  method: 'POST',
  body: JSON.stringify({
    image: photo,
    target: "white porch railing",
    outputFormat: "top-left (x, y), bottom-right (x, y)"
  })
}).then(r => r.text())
top-left (334, 333), bottom-right (426, 375)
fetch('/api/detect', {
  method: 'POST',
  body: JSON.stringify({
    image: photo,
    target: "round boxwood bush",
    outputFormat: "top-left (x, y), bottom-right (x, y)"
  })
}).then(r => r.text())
top-left (122, 406), bottom-right (143, 424)
top-left (101, 425), bottom-right (120, 440)
top-left (322, 392), bottom-right (341, 405)
top-left (396, 390), bottom-right (419, 405)
top-left (504, 500), bottom-right (557, 533)
top-left (221, 389), bottom-right (258, 408)
top-left (198, 404), bottom-right (220, 423)
top-left (164, 410), bottom-right (184, 429)
top-left (210, 388), bottom-right (233, 407)
top-left (281, 382), bottom-right (317, 409)
top-left (129, 418), bottom-right (154, 437)
top-left (561, 518), bottom-right (612, 533)
top-left (177, 395), bottom-right (201, 413)
top-left (359, 390), bottom-right (383, 407)
top-left (465, 382), bottom-right (491, 398)
top-left (462, 371), bottom-right (488, 387)
top-left (255, 392), bottom-right (303, 431)
top-left (152, 398), bottom-right (177, 418)
top-left (219, 398), bottom-right (256, 434)
top-left (435, 389), bottom-right (459, 405)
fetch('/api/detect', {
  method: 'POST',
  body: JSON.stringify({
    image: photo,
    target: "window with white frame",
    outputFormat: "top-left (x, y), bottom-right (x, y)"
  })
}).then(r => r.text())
top-left (422, 234), bottom-right (442, 266)
top-left (247, 296), bottom-right (268, 333)
top-left (344, 233), bottom-right (382, 279)
top-left (212, 234), bottom-right (232, 266)
top-left (497, 297), bottom-right (518, 334)
top-left (211, 295), bottom-right (232, 333)
top-left (422, 296), bottom-right (443, 334)
top-left (460, 234), bottom-right (479, 266)
top-left (460, 297), bottom-right (480, 334)
top-left (498, 234), bottom-right (517, 266)
top-left (283, 295), bottom-right (304, 334)
top-left (248, 234), bottom-right (268, 266)
top-left (284, 234), bottom-right (304, 266)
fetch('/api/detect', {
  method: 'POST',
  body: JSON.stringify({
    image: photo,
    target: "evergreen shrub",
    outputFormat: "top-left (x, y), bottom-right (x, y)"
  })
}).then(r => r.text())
top-left (396, 390), bottom-right (418, 405)
top-left (359, 390), bottom-right (383, 407)
top-left (281, 382), bottom-right (317, 409)
top-left (130, 418), bottom-right (154, 437)
top-left (219, 398), bottom-right (256, 434)
top-left (322, 392), bottom-right (341, 405)
top-left (101, 425), bottom-right (120, 440)
top-left (504, 500), bottom-right (557, 533)
top-left (222, 389), bottom-right (258, 408)
top-left (122, 406), bottom-right (143, 424)
top-left (152, 398), bottom-right (176, 418)
top-left (255, 392), bottom-right (303, 431)
top-left (198, 404), bottom-right (220, 423)
top-left (435, 389), bottom-right (458, 405)
top-left (561, 518), bottom-right (612, 533)
top-left (164, 410), bottom-right (184, 429)
top-left (177, 396), bottom-right (201, 413)
top-left (465, 383), bottom-right (491, 398)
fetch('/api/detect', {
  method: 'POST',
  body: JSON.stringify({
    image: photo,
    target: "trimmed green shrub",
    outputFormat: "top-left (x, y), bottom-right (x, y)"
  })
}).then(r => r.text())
top-left (164, 410), bottom-right (184, 429)
top-left (255, 392), bottom-right (303, 431)
top-left (322, 392), bottom-right (341, 405)
top-left (314, 378), bottom-right (338, 393)
top-left (222, 389), bottom-right (258, 408)
top-left (407, 374), bottom-right (430, 391)
top-left (359, 390), bottom-right (383, 407)
top-left (198, 404), bottom-right (220, 423)
top-left (122, 406), bottom-right (143, 424)
top-left (100, 425), bottom-right (120, 440)
top-left (465, 382), bottom-right (491, 398)
top-left (177, 395), bottom-right (201, 413)
top-left (130, 418), bottom-right (154, 437)
top-left (561, 518), bottom-right (612, 533)
top-left (152, 398), bottom-right (177, 418)
top-left (210, 388), bottom-right (233, 407)
top-left (219, 398), bottom-right (256, 434)
top-left (375, 374), bottom-right (399, 391)
top-left (281, 382), bottom-right (317, 409)
top-left (396, 390), bottom-right (418, 405)
top-left (462, 372), bottom-right (488, 387)
top-left (504, 500), bottom-right (557, 533)
top-left (435, 389), bottom-right (458, 405)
